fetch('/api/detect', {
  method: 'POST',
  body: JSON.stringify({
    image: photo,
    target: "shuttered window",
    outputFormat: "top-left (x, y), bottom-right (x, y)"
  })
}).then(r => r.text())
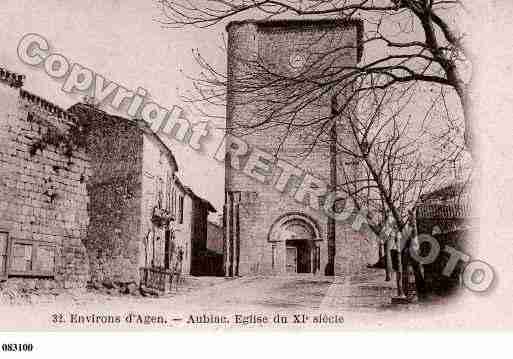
top-left (7, 239), bottom-right (56, 277)
top-left (11, 243), bottom-right (32, 272)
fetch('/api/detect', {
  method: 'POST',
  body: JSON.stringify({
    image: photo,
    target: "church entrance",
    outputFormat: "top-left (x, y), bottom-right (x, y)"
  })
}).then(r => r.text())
top-left (269, 213), bottom-right (322, 274)
top-left (285, 245), bottom-right (297, 273)
top-left (286, 239), bottom-right (313, 273)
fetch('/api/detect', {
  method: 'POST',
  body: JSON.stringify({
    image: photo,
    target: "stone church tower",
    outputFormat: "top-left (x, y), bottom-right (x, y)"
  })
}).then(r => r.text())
top-left (223, 18), bottom-right (378, 277)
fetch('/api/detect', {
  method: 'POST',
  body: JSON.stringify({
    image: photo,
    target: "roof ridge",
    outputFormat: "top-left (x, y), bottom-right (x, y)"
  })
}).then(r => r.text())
top-left (0, 66), bottom-right (25, 88)
top-left (20, 89), bottom-right (77, 123)
top-left (68, 102), bottom-right (179, 172)
top-left (226, 17), bottom-right (363, 29)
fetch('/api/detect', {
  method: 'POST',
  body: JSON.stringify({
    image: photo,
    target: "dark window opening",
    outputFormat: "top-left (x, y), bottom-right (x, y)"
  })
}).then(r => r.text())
top-left (179, 195), bottom-right (184, 224)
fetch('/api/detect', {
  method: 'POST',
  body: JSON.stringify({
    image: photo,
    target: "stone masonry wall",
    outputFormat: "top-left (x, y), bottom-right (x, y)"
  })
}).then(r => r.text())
top-left (71, 104), bottom-right (183, 284)
top-left (225, 20), bottom-right (378, 276)
top-left (0, 81), bottom-right (90, 290)
top-left (71, 106), bottom-right (144, 284)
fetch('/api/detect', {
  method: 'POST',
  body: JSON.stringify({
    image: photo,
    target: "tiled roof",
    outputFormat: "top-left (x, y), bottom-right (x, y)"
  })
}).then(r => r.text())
top-left (416, 182), bottom-right (473, 219)
top-left (174, 175), bottom-right (216, 213)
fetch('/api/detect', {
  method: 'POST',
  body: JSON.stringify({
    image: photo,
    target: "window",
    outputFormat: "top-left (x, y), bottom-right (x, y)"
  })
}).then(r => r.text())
top-left (178, 195), bottom-right (184, 224)
top-left (271, 245), bottom-right (276, 269)
top-left (11, 243), bottom-right (32, 272)
top-left (7, 239), bottom-right (56, 277)
top-left (0, 232), bottom-right (8, 280)
top-left (333, 198), bottom-right (347, 213)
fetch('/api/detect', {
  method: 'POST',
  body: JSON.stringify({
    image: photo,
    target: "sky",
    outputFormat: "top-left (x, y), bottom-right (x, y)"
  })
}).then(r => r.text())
top-left (0, 0), bottom-right (227, 216)
top-left (2, 0), bottom-right (513, 329)
top-left (1, 0), bottom-right (512, 227)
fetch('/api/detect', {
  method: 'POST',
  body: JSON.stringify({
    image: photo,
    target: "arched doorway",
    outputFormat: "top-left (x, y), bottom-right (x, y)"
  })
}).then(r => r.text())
top-left (268, 213), bottom-right (321, 274)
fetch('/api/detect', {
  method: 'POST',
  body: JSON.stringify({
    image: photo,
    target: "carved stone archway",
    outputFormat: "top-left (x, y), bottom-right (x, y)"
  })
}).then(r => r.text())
top-left (268, 213), bottom-right (322, 274)
top-left (268, 212), bottom-right (321, 242)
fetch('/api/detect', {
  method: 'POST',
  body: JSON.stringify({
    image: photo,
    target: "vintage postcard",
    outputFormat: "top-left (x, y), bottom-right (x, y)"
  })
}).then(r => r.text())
top-left (0, 0), bottom-right (511, 337)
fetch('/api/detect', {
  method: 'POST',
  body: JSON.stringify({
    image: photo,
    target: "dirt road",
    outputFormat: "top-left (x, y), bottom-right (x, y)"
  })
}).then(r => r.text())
top-left (1, 271), bottom-right (460, 329)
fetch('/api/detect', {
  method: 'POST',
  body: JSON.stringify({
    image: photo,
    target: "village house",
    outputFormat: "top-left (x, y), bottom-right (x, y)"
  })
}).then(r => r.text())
top-left (172, 177), bottom-right (218, 277)
top-left (181, 184), bottom-right (219, 276)
top-left (0, 68), bottom-right (90, 290)
top-left (69, 104), bottom-right (217, 292)
top-left (69, 103), bottom-right (179, 287)
top-left (207, 220), bottom-right (223, 256)
top-left (0, 66), bottom-right (219, 294)
top-left (201, 220), bottom-right (224, 277)
top-left (414, 181), bottom-right (475, 296)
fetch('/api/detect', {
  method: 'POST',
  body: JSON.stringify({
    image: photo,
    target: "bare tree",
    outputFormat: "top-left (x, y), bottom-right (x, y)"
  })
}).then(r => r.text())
top-left (332, 83), bottom-right (467, 297)
top-left (157, 0), bottom-right (474, 155)
top-left (156, 0), bottom-right (472, 297)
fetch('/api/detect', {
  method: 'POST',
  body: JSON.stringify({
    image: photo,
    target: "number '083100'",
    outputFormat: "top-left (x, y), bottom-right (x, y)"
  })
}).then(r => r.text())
top-left (2, 343), bottom-right (34, 352)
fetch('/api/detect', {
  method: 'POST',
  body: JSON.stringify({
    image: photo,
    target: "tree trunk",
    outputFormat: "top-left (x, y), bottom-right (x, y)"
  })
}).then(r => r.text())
top-left (385, 238), bottom-right (393, 282)
top-left (455, 83), bottom-right (477, 158)
top-left (326, 113), bottom-right (338, 276)
top-left (410, 208), bottom-right (427, 300)
top-left (411, 258), bottom-right (427, 301)
top-left (395, 234), bottom-right (405, 297)
top-left (402, 249), bottom-right (410, 297)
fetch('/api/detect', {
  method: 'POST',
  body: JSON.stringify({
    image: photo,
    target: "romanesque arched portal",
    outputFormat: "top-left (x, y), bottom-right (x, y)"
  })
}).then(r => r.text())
top-left (268, 213), bottom-right (322, 274)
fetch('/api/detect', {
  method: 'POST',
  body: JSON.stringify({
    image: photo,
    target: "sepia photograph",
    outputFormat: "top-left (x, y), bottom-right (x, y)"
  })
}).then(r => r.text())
top-left (0, 1), bottom-right (512, 350)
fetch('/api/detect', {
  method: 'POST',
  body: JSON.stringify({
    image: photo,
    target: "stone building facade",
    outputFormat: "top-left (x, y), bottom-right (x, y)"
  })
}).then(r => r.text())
top-left (0, 68), bottom-right (90, 290)
top-left (70, 104), bottom-right (216, 284)
top-left (207, 221), bottom-right (223, 255)
top-left (184, 185), bottom-right (218, 276)
top-left (223, 19), bottom-right (378, 277)
top-left (70, 104), bottom-right (180, 283)
top-left (1, 69), bottom-right (218, 291)
top-left (173, 178), bottom-right (217, 276)
top-left (167, 178), bottom-right (194, 277)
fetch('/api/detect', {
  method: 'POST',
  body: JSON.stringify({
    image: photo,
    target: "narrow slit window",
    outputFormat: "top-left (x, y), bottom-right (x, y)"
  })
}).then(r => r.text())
top-left (179, 195), bottom-right (184, 224)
